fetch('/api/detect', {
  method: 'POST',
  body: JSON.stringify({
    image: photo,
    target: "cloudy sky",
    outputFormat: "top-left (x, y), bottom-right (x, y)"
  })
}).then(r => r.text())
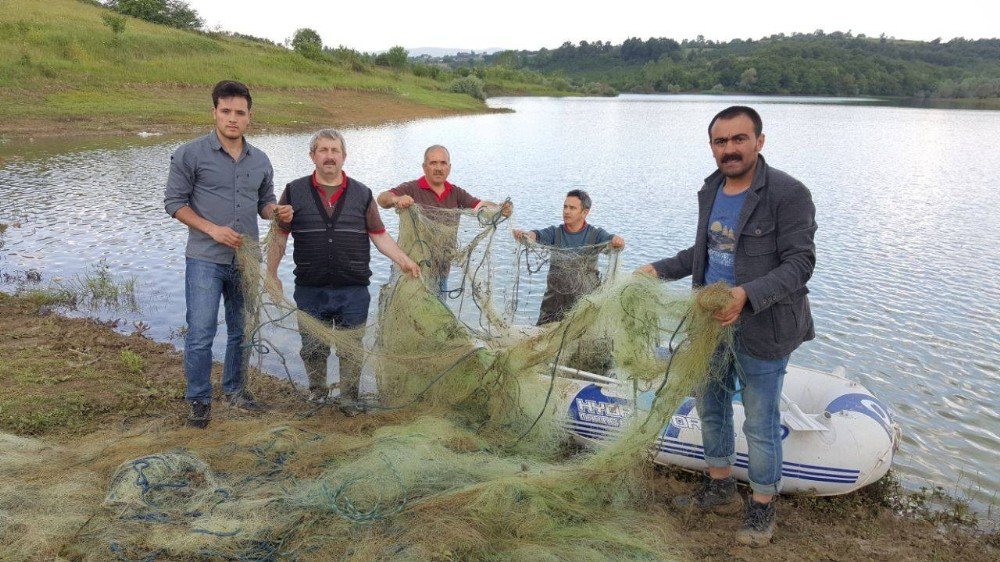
top-left (185, 0), bottom-right (998, 53)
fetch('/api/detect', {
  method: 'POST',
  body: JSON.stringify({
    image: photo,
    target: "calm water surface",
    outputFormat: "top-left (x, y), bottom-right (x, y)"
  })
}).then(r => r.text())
top-left (1, 94), bottom-right (997, 510)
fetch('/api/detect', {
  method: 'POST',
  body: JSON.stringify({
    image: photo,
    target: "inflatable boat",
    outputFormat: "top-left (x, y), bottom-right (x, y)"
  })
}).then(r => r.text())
top-left (557, 363), bottom-right (901, 495)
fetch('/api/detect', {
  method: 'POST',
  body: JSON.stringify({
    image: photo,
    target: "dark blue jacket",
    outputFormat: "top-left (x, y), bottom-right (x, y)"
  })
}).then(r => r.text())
top-left (652, 155), bottom-right (817, 359)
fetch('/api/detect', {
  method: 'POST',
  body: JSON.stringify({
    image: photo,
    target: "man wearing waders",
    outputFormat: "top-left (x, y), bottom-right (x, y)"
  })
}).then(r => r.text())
top-left (638, 106), bottom-right (817, 547)
top-left (265, 129), bottom-right (420, 415)
top-left (513, 190), bottom-right (624, 325)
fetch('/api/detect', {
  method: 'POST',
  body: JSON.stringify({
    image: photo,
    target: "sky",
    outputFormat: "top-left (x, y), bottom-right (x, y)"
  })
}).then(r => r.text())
top-left (185, 0), bottom-right (999, 53)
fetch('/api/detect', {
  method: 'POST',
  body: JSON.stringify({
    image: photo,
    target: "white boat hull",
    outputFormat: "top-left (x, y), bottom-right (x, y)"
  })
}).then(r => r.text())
top-left (559, 364), bottom-right (900, 496)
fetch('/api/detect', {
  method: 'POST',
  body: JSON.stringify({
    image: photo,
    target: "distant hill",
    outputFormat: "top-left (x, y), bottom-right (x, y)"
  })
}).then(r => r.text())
top-left (481, 32), bottom-right (1000, 99)
top-left (409, 47), bottom-right (506, 57)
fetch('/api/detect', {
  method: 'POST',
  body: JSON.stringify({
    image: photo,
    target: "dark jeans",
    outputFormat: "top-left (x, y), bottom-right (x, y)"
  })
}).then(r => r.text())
top-left (293, 284), bottom-right (370, 399)
top-left (183, 257), bottom-right (246, 403)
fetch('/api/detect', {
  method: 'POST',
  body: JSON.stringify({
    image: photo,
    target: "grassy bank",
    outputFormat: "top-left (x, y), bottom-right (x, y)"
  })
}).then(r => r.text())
top-left (0, 0), bottom-right (551, 139)
top-left (0, 291), bottom-right (995, 559)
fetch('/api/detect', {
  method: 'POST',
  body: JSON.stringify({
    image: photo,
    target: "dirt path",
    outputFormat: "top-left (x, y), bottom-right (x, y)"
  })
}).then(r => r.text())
top-left (0, 293), bottom-right (994, 560)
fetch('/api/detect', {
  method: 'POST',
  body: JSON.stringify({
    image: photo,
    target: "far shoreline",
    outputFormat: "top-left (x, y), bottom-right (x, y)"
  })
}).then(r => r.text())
top-left (0, 87), bottom-right (510, 160)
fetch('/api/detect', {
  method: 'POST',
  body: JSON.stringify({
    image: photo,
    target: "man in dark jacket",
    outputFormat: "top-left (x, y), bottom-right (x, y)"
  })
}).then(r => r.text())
top-left (266, 129), bottom-right (420, 414)
top-left (638, 106), bottom-right (817, 547)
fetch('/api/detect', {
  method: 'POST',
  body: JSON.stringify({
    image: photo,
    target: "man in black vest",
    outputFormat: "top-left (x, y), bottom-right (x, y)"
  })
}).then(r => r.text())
top-left (266, 129), bottom-right (420, 412)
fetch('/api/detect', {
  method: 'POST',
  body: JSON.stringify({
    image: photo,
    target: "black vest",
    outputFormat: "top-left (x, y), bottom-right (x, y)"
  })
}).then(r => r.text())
top-left (285, 175), bottom-right (373, 287)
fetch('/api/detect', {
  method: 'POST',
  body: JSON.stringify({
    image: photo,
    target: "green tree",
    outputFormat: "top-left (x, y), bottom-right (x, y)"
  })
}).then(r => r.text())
top-left (738, 67), bottom-right (758, 90)
top-left (385, 46), bottom-right (408, 69)
top-left (101, 13), bottom-right (127, 36)
top-left (291, 28), bottom-right (323, 58)
top-left (106, 0), bottom-right (203, 30)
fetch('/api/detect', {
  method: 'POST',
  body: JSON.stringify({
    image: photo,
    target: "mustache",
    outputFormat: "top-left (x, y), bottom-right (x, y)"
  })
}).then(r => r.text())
top-left (722, 154), bottom-right (742, 163)
top-left (323, 159), bottom-right (338, 165)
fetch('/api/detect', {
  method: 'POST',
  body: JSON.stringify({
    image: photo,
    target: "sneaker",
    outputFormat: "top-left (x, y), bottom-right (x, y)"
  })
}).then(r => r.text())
top-left (187, 401), bottom-right (211, 429)
top-left (736, 499), bottom-right (777, 547)
top-left (307, 387), bottom-right (330, 404)
top-left (224, 389), bottom-right (268, 412)
top-left (672, 475), bottom-right (743, 514)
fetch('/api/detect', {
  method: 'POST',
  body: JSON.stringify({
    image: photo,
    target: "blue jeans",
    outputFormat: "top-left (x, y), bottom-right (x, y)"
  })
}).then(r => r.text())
top-left (184, 257), bottom-right (246, 403)
top-left (293, 284), bottom-right (370, 398)
top-left (697, 341), bottom-right (789, 496)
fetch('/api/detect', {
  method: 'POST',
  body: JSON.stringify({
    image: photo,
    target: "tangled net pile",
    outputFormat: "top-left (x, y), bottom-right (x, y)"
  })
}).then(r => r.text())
top-left (0, 204), bottom-right (737, 561)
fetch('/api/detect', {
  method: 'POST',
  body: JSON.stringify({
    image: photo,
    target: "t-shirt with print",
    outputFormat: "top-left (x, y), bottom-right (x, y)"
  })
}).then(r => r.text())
top-left (704, 182), bottom-right (748, 287)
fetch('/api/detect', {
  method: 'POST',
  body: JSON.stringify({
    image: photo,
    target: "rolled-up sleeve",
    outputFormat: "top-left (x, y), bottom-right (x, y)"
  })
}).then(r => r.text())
top-left (164, 146), bottom-right (195, 217)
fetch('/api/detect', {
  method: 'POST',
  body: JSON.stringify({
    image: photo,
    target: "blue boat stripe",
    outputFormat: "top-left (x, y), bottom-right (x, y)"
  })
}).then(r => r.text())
top-left (657, 448), bottom-right (705, 462)
top-left (657, 440), bottom-right (861, 479)
top-left (664, 398), bottom-right (696, 439)
top-left (780, 460), bottom-right (860, 475)
top-left (781, 471), bottom-right (858, 484)
top-left (656, 449), bottom-right (862, 484)
top-left (654, 440), bottom-right (704, 454)
top-left (781, 470), bottom-right (857, 483)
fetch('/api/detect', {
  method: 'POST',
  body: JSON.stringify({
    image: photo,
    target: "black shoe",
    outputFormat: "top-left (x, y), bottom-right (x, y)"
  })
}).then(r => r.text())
top-left (187, 401), bottom-right (211, 429)
top-left (736, 499), bottom-right (777, 547)
top-left (307, 387), bottom-right (330, 404)
top-left (224, 389), bottom-right (268, 412)
top-left (672, 475), bottom-right (743, 514)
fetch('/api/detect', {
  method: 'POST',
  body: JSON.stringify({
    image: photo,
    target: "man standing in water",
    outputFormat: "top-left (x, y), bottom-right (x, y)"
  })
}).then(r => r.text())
top-left (377, 145), bottom-right (510, 294)
top-left (638, 106), bottom-right (816, 546)
top-left (513, 189), bottom-right (624, 325)
top-left (164, 80), bottom-right (292, 429)
top-left (266, 129), bottom-right (420, 414)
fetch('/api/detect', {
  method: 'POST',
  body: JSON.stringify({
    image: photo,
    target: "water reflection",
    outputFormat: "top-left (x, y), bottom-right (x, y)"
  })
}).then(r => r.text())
top-left (1, 95), bottom-right (998, 512)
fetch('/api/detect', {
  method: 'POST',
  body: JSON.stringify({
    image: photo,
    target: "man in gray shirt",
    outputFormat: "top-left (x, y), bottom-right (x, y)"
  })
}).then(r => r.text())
top-left (164, 80), bottom-right (292, 428)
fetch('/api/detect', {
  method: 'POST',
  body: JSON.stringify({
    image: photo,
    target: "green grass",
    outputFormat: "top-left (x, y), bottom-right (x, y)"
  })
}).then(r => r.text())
top-left (119, 349), bottom-right (143, 375)
top-left (0, 0), bottom-right (549, 133)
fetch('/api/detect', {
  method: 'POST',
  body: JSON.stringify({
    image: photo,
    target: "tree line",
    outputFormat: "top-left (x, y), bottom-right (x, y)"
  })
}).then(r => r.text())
top-left (481, 32), bottom-right (1000, 99)
top-left (89, 3), bottom-right (999, 100)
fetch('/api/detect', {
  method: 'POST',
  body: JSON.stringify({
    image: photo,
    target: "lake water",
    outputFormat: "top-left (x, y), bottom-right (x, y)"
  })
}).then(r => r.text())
top-left (1, 94), bottom-right (997, 511)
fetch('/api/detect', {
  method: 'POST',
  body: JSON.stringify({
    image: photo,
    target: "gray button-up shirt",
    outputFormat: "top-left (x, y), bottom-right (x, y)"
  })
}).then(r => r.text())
top-left (164, 131), bottom-right (276, 264)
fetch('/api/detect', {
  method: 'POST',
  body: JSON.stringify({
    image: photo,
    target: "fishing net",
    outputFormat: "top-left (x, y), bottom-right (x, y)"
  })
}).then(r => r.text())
top-left (0, 203), bottom-right (736, 560)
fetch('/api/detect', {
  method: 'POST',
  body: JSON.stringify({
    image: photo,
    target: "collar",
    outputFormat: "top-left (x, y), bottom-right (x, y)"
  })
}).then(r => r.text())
top-left (418, 175), bottom-right (453, 202)
top-left (562, 221), bottom-right (588, 234)
top-left (312, 170), bottom-right (347, 189)
top-left (702, 154), bottom-right (768, 193)
top-left (208, 129), bottom-right (250, 156)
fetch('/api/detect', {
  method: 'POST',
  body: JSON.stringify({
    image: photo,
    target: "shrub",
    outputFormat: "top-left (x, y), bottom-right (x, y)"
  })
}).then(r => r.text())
top-left (101, 13), bottom-right (127, 36)
top-left (449, 75), bottom-right (486, 100)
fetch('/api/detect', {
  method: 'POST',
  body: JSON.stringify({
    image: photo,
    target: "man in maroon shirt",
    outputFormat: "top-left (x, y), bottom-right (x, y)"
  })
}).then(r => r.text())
top-left (377, 145), bottom-right (511, 294)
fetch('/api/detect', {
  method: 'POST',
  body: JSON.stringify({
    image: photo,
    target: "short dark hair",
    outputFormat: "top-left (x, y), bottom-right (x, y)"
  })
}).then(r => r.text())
top-left (212, 80), bottom-right (252, 109)
top-left (566, 189), bottom-right (592, 210)
top-left (708, 105), bottom-right (762, 137)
